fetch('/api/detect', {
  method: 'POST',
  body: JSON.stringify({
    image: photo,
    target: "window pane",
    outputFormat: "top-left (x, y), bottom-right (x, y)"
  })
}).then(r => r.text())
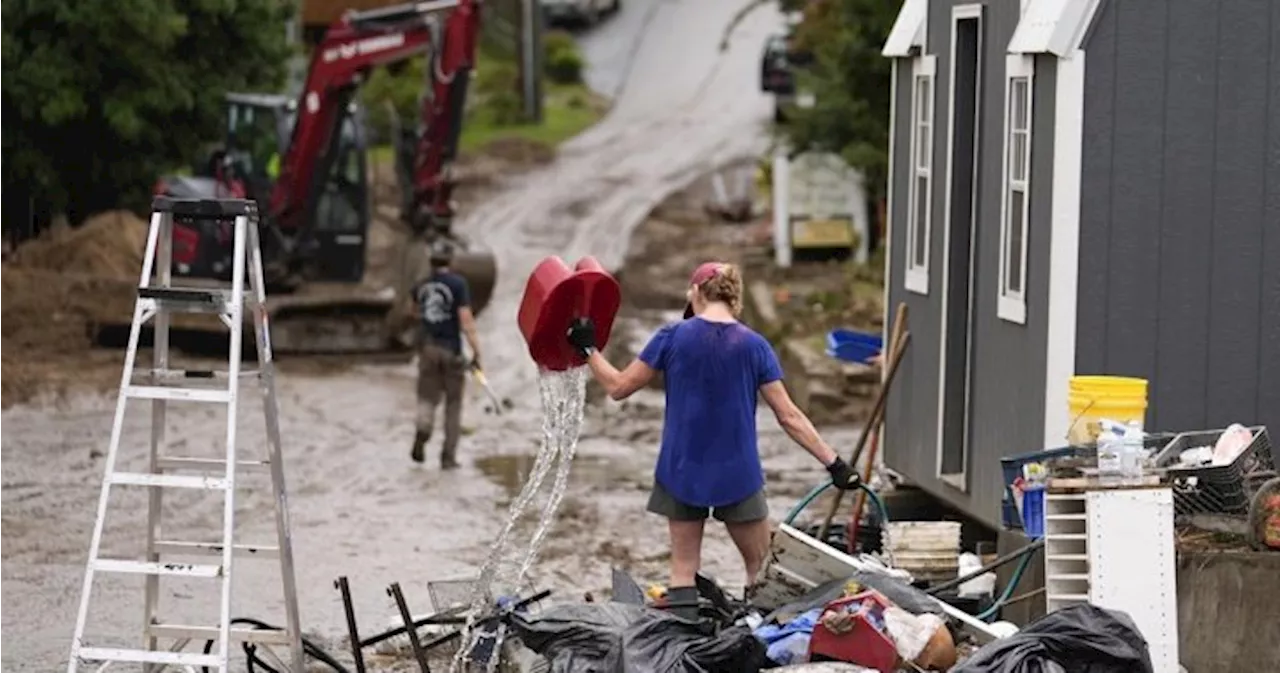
top-left (1012, 131), bottom-right (1027, 181)
top-left (922, 79), bottom-right (933, 124)
top-left (1008, 189), bottom-right (1025, 294)
top-left (915, 76), bottom-right (928, 120)
top-left (914, 176), bottom-right (929, 266)
top-left (917, 122), bottom-right (930, 169)
top-left (1012, 79), bottom-right (1029, 131)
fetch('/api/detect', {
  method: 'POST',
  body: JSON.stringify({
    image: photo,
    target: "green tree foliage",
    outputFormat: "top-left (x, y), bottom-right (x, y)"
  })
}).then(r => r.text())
top-left (781, 0), bottom-right (897, 204)
top-left (2, 0), bottom-right (294, 221)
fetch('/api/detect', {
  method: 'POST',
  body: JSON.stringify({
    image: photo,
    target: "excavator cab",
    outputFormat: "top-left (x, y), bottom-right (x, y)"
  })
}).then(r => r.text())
top-left (224, 93), bottom-right (372, 283)
top-left (158, 93), bottom-right (373, 286)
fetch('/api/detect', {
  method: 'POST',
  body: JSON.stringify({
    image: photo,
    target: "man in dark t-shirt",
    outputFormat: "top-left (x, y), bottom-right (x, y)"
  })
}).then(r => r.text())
top-left (408, 241), bottom-right (483, 468)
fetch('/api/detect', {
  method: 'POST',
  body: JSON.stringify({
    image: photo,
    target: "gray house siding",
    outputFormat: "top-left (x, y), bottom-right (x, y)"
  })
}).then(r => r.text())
top-left (1075, 0), bottom-right (1280, 434)
top-left (885, 0), bottom-right (1055, 529)
top-left (885, 52), bottom-right (940, 500)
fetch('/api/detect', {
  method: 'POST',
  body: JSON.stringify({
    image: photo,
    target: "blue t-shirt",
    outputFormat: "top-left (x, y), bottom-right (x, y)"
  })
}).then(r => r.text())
top-left (639, 317), bottom-right (785, 508)
top-left (412, 270), bottom-right (471, 354)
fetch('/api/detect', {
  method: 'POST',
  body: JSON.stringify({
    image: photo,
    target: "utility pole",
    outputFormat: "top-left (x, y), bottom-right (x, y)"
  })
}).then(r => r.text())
top-left (286, 0), bottom-right (308, 91)
top-left (519, 0), bottom-right (544, 123)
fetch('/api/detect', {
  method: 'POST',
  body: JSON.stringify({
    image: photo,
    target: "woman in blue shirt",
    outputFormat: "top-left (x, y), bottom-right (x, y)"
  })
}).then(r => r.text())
top-left (567, 261), bottom-right (859, 614)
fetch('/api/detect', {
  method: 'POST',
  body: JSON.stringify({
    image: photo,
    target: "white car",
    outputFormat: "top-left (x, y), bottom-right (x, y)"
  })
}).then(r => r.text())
top-left (541, 0), bottom-right (619, 27)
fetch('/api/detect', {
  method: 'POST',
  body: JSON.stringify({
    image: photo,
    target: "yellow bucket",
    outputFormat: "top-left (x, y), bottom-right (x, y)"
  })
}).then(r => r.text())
top-left (1067, 376), bottom-right (1148, 445)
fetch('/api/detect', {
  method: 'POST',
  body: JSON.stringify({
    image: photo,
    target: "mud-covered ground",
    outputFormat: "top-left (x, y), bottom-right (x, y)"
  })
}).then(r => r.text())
top-left (1, 1), bottom-right (866, 669)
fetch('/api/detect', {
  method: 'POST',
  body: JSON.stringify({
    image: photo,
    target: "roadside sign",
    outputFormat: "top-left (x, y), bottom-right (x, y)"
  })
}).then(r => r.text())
top-left (785, 152), bottom-right (865, 254)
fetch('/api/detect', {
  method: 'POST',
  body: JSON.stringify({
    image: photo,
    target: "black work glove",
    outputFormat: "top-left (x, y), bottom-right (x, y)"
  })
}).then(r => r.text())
top-left (826, 456), bottom-right (860, 491)
top-left (468, 356), bottom-right (482, 371)
top-left (566, 317), bottom-right (598, 357)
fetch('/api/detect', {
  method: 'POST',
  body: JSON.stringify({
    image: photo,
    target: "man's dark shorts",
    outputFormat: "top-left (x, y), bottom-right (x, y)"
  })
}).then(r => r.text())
top-left (646, 480), bottom-right (769, 523)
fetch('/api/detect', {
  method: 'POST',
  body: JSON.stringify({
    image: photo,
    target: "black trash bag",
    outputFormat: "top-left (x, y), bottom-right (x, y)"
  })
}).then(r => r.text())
top-left (506, 602), bottom-right (769, 673)
top-left (761, 571), bottom-right (945, 622)
top-left (952, 604), bottom-right (1154, 673)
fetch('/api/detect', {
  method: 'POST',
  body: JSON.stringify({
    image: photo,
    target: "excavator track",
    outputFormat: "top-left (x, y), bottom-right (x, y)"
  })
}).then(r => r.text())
top-left (91, 248), bottom-right (495, 356)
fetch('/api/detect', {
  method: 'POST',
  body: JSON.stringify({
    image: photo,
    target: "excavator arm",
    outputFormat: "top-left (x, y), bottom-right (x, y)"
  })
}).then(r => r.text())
top-left (273, 0), bottom-right (478, 237)
top-left (408, 0), bottom-right (481, 232)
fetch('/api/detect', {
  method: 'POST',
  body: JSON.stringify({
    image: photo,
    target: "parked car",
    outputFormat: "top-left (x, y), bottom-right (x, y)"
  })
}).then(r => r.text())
top-left (760, 34), bottom-right (795, 95)
top-left (541, 0), bottom-right (619, 28)
top-left (760, 33), bottom-right (813, 123)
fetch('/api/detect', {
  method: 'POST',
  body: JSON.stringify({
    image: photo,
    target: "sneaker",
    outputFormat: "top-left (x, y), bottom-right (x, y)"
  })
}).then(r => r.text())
top-left (441, 457), bottom-right (460, 470)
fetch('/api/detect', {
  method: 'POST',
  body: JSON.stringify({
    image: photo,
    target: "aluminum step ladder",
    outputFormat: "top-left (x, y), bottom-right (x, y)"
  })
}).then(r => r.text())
top-left (67, 197), bottom-right (304, 672)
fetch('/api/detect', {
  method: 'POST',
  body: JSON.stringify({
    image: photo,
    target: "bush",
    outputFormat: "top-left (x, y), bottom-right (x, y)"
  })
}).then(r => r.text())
top-left (474, 60), bottom-right (520, 97)
top-left (542, 30), bottom-right (584, 85)
top-left (473, 60), bottom-right (525, 125)
top-left (542, 30), bottom-right (577, 62)
top-left (545, 48), bottom-right (584, 85)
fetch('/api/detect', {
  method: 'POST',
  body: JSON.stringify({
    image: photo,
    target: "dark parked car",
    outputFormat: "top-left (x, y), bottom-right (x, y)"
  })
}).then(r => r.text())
top-left (760, 34), bottom-right (813, 123)
top-left (760, 34), bottom-right (796, 95)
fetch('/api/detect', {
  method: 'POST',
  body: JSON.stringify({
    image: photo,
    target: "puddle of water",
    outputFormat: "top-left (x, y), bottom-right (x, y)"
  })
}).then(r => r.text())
top-left (475, 452), bottom-right (616, 499)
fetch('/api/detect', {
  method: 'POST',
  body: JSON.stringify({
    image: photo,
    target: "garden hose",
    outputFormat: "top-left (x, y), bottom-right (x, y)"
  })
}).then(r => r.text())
top-left (784, 478), bottom-right (890, 529)
top-left (784, 477), bottom-right (1041, 624)
top-left (975, 546), bottom-right (1036, 622)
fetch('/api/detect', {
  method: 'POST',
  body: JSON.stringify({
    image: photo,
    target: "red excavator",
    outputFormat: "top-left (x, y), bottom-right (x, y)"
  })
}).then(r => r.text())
top-left (151, 0), bottom-right (497, 353)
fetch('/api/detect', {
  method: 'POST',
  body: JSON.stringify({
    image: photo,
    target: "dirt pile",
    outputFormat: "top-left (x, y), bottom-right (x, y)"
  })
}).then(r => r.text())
top-left (10, 210), bottom-right (149, 280)
top-left (2, 211), bottom-right (147, 406)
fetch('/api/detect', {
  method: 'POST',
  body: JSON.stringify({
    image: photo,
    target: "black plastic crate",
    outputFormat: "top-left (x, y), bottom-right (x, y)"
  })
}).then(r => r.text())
top-left (1153, 426), bottom-right (1275, 516)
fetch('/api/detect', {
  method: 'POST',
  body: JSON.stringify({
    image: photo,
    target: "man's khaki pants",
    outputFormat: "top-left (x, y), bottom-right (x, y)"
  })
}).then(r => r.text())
top-left (417, 343), bottom-right (466, 463)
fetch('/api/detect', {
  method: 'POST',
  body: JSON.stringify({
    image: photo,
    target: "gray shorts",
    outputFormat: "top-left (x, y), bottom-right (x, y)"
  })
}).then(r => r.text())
top-left (646, 481), bottom-right (769, 523)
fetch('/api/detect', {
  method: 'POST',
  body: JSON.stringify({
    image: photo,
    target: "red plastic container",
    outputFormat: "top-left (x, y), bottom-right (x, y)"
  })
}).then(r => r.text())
top-left (517, 256), bottom-right (621, 371)
top-left (807, 590), bottom-right (900, 672)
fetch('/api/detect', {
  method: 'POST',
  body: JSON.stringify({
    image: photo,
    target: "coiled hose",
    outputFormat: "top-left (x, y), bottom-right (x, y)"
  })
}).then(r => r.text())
top-left (783, 478), bottom-right (890, 528)
top-left (783, 478), bottom-right (1037, 622)
top-left (784, 478), bottom-right (894, 565)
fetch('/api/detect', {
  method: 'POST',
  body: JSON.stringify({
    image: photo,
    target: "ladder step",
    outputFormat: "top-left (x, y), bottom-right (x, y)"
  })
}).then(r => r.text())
top-left (149, 623), bottom-right (291, 644)
top-left (156, 456), bottom-right (271, 473)
top-left (75, 646), bottom-right (221, 668)
top-left (154, 540), bottom-right (280, 559)
top-left (137, 287), bottom-right (240, 315)
top-left (110, 472), bottom-right (230, 490)
top-left (125, 385), bottom-right (232, 403)
top-left (93, 559), bottom-right (223, 578)
top-left (137, 368), bottom-right (260, 385)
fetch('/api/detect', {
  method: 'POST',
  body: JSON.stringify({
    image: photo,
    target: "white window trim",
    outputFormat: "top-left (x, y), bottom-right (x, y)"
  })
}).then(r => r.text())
top-left (905, 55), bottom-right (936, 295)
top-left (998, 54), bottom-right (1034, 324)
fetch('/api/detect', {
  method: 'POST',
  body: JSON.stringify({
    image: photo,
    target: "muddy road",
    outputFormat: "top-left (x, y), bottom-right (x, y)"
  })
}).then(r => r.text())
top-left (1, 1), bottom-right (859, 669)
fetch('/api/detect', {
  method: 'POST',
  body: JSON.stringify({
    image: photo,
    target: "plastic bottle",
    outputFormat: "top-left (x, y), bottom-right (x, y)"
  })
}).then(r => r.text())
top-left (1096, 421), bottom-right (1124, 484)
top-left (1120, 421), bottom-right (1145, 482)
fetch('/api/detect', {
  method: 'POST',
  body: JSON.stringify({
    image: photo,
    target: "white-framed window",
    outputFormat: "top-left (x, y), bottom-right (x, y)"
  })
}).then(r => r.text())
top-left (998, 55), bottom-right (1033, 324)
top-left (905, 55), bottom-right (936, 295)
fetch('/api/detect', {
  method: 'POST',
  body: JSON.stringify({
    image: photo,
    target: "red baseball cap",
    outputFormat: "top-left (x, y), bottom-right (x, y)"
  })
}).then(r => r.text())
top-left (683, 262), bottom-right (725, 319)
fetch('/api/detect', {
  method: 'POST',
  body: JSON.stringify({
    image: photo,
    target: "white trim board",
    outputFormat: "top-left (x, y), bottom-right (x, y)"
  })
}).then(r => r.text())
top-left (882, 0), bottom-right (929, 57)
top-left (934, 3), bottom-right (985, 489)
top-left (1008, 0), bottom-right (1104, 57)
top-left (1042, 48), bottom-right (1086, 449)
